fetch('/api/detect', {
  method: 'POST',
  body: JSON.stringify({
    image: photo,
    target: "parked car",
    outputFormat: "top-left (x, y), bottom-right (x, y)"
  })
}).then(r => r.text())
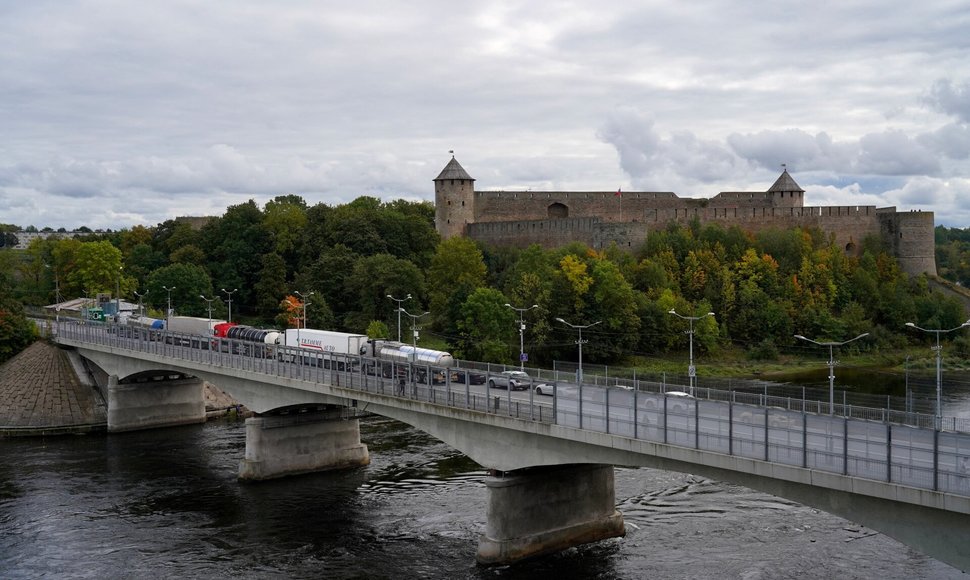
top-left (488, 370), bottom-right (532, 391)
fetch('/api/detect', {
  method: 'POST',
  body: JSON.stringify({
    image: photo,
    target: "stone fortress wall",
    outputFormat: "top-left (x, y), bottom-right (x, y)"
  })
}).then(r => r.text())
top-left (433, 157), bottom-right (937, 277)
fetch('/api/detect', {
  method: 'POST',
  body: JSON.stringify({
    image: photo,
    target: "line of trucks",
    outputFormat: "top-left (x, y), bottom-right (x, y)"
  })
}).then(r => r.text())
top-left (119, 314), bottom-right (486, 385)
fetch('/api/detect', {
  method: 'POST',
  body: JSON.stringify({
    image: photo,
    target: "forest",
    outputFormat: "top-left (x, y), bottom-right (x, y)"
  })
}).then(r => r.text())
top-left (3, 195), bottom-right (970, 369)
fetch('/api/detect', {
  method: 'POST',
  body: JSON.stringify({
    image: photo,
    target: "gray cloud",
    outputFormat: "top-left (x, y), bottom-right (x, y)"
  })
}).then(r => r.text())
top-left (1, 1), bottom-right (969, 230)
top-left (924, 79), bottom-right (970, 123)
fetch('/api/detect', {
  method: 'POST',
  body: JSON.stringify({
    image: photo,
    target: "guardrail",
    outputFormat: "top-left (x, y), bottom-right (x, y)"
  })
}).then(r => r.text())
top-left (53, 320), bottom-right (970, 498)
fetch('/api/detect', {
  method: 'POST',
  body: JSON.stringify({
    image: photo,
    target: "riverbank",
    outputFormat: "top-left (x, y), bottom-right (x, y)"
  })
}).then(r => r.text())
top-left (628, 345), bottom-right (970, 380)
top-left (0, 340), bottom-right (248, 437)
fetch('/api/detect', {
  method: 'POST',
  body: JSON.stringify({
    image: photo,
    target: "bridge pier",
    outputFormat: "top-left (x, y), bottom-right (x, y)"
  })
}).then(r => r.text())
top-left (107, 374), bottom-right (206, 432)
top-left (477, 463), bottom-right (625, 565)
top-left (238, 407), bottom-right (370, 481)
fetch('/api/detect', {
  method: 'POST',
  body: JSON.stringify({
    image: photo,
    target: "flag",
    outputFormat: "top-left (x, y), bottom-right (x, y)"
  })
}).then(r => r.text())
top-left (615, 188), bottom-right (622, 197)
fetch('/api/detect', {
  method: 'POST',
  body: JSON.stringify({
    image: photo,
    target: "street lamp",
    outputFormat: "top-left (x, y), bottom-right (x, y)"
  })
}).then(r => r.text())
top-left (794, 332), bottom-right (869, 415)
top-left (904, 319), bottom-right (970, 427)
top-left (295, 290), bottom-right (314, 349)
top-left (555, 317), bottom-right (601, 385)
top-left (200, 294), bottom-right (216, 321)
top-left (668, 309), bottom-right (716, 393)
top-left (506, 303), bottom-right (538, 370)
top-left (221, 288), bottom-right (237, 323)
top-left (133, 289), bottom-right (148, 318)
top-left (387, 293), bottom-right (412, 342)
top-left (115, 266), bottom-right (123, 322)
top-left (45, 263), bottom-right (61, 321)
top-left (162, 286), bottom-right (176, 326)
top-left (401, 308), bottom-right (430, 362)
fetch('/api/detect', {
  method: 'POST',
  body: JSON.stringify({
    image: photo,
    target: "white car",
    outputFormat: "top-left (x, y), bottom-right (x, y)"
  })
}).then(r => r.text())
top-left (533, 382), bottom-right (556, 396)
top-left (488, 370), bottom-right (532, 391)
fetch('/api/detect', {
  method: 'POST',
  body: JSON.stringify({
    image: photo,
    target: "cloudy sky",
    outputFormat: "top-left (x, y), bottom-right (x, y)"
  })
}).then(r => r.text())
top-left (2, 1), bottom-right (969, 231)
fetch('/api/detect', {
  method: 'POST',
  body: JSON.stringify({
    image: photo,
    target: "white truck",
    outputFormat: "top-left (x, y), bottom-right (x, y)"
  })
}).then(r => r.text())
top-left (166, 316), bottom-right (225, 347)
top-left (281, 329), bottom-right (369, 369)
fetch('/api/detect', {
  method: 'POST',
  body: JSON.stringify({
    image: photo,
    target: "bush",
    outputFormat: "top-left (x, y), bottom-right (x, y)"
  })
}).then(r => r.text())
top-left (747, 338), bottom-right (779, 361)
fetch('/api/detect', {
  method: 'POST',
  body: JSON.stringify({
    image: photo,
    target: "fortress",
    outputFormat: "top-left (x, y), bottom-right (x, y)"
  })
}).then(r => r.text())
top-left (433, 157), bottom-right (937, 277)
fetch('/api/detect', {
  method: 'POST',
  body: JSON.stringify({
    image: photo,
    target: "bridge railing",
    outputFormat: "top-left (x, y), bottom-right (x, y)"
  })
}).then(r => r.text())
top-left (56, 321), bottom-right (970, 498)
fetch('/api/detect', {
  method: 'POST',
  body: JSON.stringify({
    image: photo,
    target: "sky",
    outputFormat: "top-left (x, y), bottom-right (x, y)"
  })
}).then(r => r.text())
top-left (2, 1), bottom-right (969, 231)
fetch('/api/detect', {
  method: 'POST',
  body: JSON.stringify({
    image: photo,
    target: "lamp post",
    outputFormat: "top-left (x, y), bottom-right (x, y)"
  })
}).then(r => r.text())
top-left (115, 266), bottom-right (123, 322)
top-left (294, 290), bottom-right (314, 348)
top-left (401, 309), bottom-right (430, 362)
top-left (506, 303), bottom-right (538, 370)
top-left (904, 319), bottom-right (970, 427)
top-left (45, 263), bottom-right (61, 321)
top-left (162, 286), bottom-right (176, 326)
top-left (221, 288), bottom-right (237, 323)
top-left (387, 293), bottom-right (412, 342)
top-left (199, 294), bottom-right (216, 321)
top-left (133, 290), bottom-right (147, 317)
top-left (555, 318), bottom-right (601, 385)
top-left (668, 309), bottom-right (715, 393)
top-left (794, 332), bottom-right (869, 415)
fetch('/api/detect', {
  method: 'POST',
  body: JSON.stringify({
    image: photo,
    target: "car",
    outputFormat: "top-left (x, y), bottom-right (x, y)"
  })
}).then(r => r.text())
top-left (488, 370), bottom-right (532, 391)
top-left (450, 369), bottom-right (487, 385)
top-left (643, 390), bottom-right (695, 411)
top-left (533, 382), bottom-right (556, 396)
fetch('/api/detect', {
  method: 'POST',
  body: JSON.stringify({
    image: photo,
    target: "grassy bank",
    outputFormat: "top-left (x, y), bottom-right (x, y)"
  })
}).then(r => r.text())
top-left (624, 346), bottom-right (970, 379)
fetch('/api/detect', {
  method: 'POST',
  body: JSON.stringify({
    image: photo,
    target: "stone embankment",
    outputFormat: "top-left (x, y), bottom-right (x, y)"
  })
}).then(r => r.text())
top-left (0, 341), bottom-right (248, 437)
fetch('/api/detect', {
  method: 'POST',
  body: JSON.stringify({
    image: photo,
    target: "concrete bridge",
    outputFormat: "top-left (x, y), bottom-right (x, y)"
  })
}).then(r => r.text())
top-left (52, 321), bottom-right (970, 570)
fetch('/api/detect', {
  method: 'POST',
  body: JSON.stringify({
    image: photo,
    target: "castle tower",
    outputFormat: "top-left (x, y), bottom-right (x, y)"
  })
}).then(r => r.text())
top-left (768, 167), bottom-right (804, 208)
top-left (434, 155), bottom-right (476, 239)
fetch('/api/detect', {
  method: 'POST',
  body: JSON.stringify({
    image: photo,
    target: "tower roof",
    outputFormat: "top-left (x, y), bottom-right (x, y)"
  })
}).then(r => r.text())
top-left (434, 156), bottom-right (475, 182)
top-left (768, 168), bottom-right (804, 193)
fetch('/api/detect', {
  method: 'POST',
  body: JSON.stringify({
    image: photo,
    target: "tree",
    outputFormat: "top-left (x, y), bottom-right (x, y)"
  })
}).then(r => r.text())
top-left (455, 287), bottom-right (514, 362)
top-left (0, 301), bottom-right (36, 363)
top-left (427, 236), bottom-right (487, 328)
top-left (199, 200), bottom-right (272, 317)
top-left (263, 194), bottom-right (307, 272)
top-left (254, 253), bottom-right (288, 320)
top-left (146, 263), bottom-right (213, 319)
top-left (0, 255), bottom-right (36, 363)
top-left (68, 241), bottom-right (128, 298)
top-left (343, 253), bottom-right (425, 333)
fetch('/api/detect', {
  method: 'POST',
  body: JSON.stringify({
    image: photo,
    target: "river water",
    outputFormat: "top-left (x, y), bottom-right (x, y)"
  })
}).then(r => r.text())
top-left (1, 412), bottom-right (964, 579)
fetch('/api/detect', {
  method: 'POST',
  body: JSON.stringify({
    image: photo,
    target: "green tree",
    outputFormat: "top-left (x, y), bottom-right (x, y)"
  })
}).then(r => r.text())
top-left (199, 200), bottom-right (272, 317)
top-left (254, 253), bottom-right (288, 320)
top-left (68, 241), bottom-right (128, 298)
top-left (264, 194), bottom-right (307, 272)
top-left (0, 299), bottom-right (36, 363)
top-left (146, 263), bottom-right (214, 319)
top-left (343, 253), bottom-right (426, 333)
top-left (455, 287), bottom-right (514, 362)
top-left (427, 236), bottom-right (487, 327)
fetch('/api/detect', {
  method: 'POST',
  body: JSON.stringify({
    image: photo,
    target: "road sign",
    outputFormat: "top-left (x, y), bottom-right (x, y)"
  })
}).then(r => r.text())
top-left (520, 353), bottom-right (528, 362)
top-left (688, 365), bottom-right (696, 377)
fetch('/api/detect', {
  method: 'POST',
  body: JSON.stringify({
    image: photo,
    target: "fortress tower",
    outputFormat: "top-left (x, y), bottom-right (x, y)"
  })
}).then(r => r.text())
top-left (767, 168), bottom-right (805, 208)
top-left (434, 156), bottom-right (476, 239)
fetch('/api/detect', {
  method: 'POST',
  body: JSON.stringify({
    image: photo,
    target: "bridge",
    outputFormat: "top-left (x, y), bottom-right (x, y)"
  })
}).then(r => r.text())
top-left (51, 320), bottom-right (970, 570)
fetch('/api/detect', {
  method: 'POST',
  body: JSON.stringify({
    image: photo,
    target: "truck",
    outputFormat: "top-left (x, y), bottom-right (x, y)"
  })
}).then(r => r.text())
top-left (281, 329), bottom-right (368, 369)
top-left (361, 339), bottom-right (456, 384)
top-left (166, 316), bottom-right (225, 348)
top-left (212, 322), bottom-right (282, 357)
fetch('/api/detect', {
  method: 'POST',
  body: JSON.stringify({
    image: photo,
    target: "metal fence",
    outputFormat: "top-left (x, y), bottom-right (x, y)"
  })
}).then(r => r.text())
top-left (54, 320), bottom-right (970, 498)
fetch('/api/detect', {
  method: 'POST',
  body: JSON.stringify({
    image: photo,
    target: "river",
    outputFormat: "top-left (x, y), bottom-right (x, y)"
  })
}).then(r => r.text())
top-left (1, 411), bottom-right (964, 579)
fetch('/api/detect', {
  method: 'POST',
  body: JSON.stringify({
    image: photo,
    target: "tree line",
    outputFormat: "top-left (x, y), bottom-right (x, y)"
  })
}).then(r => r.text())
top-left (3, 197), bottom-right (970, 367)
